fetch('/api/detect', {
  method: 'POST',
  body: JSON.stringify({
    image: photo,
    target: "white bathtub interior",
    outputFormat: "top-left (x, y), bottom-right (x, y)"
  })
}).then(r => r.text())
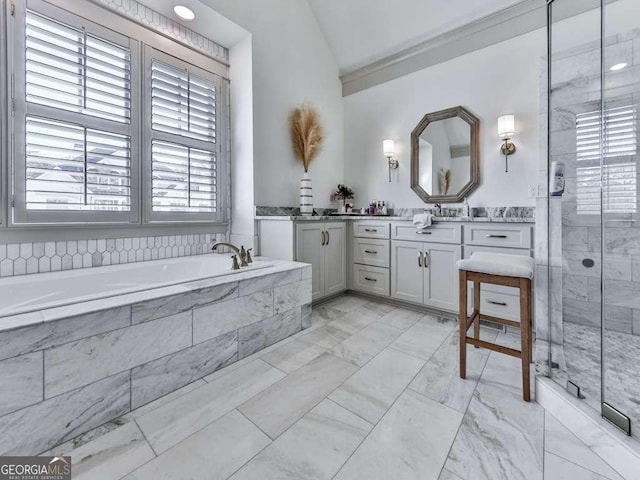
top-left (0, 254), bottom-right (272, 319)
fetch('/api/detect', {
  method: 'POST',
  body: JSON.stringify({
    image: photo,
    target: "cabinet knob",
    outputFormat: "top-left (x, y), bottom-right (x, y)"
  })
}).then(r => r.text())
top-left (424, 252), bottom-right (429, 268)
top-left (364, 250), bottom-right (378, 254)
top-left (364, 228), bottom-right (378, 232)
top-left (321, 231), bottom-right (326, 246)
top-left (486, 234), bottom-right (507, 238)
top-left (418, 252), bottom-right (422, 267)
top-left (364, 276), bottom-right (377, 282)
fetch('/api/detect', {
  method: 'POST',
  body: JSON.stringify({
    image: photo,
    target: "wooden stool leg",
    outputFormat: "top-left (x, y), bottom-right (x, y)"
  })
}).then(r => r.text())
top-left (520, 278), bottom-right (531, 402)
top-left (459, 270), bottom-right (468, 379)
top-left (473, 280), bottom-right (480, 347)
top-left (528, 290), bottom-right (533, 364)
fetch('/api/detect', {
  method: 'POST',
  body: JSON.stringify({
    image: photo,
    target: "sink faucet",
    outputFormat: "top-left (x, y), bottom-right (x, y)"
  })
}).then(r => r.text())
top-left (212, 242), bottom-right (249, 267)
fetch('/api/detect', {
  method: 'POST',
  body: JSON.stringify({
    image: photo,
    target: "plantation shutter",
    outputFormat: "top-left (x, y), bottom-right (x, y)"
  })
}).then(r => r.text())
top-left (26, 118), bottom-right (131, 211)
top-left (26, 10), bottom-right (131, 123)
top-left (150, 57), bottom-right (218, 214)
top-left (576, 105), bottom-right (637, 214)
top-left (18, 7), bottom-right (134, 218)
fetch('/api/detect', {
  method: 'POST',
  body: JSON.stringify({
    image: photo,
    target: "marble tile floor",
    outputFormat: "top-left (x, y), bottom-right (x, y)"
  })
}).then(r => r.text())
top-left (552, 321), bottom-right (640, 437)
top-left (45, 294), bottom-right (629, 479)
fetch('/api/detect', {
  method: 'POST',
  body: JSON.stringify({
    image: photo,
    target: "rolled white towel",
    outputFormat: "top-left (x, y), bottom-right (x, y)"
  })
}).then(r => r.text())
top-left (412, 213), bottom-right (434, 229)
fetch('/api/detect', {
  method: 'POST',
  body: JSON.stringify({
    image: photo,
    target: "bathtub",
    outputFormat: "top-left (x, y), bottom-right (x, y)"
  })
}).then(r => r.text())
top-left (0, 253), bottom-right (272, 319)
top-left (0, 256), bottom-right (311, 455)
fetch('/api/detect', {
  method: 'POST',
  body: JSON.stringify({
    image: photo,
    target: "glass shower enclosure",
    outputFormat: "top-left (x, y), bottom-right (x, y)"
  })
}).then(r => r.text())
top-left (546, 0), bottom-right (640, 436)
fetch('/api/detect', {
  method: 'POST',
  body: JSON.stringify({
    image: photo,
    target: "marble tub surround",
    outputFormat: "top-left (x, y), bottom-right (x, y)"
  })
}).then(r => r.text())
top-left (255, 205), bottom-right (535, 222)
top-left (41, 294), bottom-right (627, 480)
top-left (0, 259), bottom-right (311, 455)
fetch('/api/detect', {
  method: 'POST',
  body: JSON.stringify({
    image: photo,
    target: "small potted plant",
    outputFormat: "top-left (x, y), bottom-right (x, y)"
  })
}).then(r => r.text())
top-left (331, 184), bottom-right (354, 213)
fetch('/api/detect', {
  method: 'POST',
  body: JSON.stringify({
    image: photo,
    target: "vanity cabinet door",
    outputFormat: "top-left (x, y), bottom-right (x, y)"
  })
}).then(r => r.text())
top-left (296, 223), bottom-right (325, 300)
top-left (324, 222), bottom-right (347, 297)
top-left (391, 240), bottom-right (424, 303)
top-left (423, 242), bottom-right (462, 312)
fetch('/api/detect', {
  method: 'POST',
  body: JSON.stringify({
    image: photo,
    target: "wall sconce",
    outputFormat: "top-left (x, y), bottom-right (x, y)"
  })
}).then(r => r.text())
top-left (383, 139), bottom-right (399, 182)
top-left (497, 115), bottom-right (516, 172)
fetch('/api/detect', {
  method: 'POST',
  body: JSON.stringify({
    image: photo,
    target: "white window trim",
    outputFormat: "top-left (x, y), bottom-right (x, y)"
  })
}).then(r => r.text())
top-left (143, 46), bottom-right (228, 224)
top-left (5, 0), bottom-right (229, 228)
top-left (0, 0), bottom-right (7, 227)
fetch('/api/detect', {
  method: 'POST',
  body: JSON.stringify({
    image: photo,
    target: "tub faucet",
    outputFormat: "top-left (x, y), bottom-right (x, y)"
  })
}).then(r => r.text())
top-left (211, 242), bottom-right (248, 267)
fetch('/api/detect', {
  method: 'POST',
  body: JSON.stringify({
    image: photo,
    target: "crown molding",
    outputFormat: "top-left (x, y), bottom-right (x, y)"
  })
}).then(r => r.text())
top-left (340, 0), bottom-right (607, 96)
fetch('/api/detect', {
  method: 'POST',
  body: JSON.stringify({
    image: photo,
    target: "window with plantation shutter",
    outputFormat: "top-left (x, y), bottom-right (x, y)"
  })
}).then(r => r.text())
top-left (576, 105), bottom-right (637, 215)
top-left (151, 60), bottom-right (215, 141)
top-left (26, 117), bottom-right (131, 211)
top-left (9, 0), bottom-right (229, 227)
top-left (146, 49), bottom-right (223, 220)
top-left (13, 0), bottom-right (138, 224)
top-left (26, 10), bottom-right (131, 123)
top-left (151, 141), bottom-right (216, 212)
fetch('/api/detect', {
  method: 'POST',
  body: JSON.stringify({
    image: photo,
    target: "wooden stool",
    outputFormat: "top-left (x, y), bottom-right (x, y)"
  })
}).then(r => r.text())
top-left (456, 252), bottom-right (534, 401)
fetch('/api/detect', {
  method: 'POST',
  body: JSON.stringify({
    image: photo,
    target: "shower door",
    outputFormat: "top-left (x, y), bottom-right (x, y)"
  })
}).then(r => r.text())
top-left (600, 0), bottom-right (640, 436)
top-left (547, 0), bottom-right (639, 436)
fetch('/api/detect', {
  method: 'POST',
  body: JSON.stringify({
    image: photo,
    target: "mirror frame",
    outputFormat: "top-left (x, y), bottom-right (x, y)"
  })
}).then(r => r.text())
top-left (410, 106), bottom-right (480, 203)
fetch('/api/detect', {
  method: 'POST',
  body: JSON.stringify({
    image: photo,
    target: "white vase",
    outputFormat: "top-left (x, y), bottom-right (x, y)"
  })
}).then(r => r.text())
top-left (299, 172), bottom-right (313, 215)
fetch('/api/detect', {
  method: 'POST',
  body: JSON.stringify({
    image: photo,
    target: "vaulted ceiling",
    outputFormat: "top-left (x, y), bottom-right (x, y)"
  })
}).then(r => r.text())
top-left (306, 0), bottom-right (526, 74)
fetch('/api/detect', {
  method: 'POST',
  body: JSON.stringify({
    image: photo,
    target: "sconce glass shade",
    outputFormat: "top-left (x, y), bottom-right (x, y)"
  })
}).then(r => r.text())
top-left (498, 115), bottom-right (515, 139)
top-left (383, 139), bottom-right (395, 156)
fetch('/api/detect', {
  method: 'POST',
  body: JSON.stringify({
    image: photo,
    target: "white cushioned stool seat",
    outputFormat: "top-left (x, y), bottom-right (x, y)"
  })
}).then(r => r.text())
top-left (456, 252), bottom-right (534, 279)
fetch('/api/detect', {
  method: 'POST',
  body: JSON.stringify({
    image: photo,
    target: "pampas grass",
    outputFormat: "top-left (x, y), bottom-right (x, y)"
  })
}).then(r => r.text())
top-left (290, 102), bottom-right (324, 173)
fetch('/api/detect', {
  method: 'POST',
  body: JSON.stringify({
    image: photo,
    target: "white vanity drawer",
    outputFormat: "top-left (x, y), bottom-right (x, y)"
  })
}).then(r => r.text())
top-left (391, 222), bottom-right (462, 244)
top-left (468, 287), bottom-right (521, 322)
top-left (353, 221), bottom-right (390, 239)
top-left (463, 224), bottom-right (532, 249)
top-left (353, 238), bottom-right (390, 268)
top-left (352, 264), bottom-right (390, 296)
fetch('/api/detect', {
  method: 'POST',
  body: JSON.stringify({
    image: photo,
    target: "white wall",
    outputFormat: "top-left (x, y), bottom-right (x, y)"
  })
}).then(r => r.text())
top-left (229, 35), bottom-right (255, 248)
top-left (202, 0), bottom-right (344, 209)
top-left (343, 27), bottom-right (546, 209)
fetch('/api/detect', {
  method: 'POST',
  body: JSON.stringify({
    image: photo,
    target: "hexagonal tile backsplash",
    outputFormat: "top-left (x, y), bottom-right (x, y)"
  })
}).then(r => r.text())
top-left (0, 233), bottom-right (226, 278)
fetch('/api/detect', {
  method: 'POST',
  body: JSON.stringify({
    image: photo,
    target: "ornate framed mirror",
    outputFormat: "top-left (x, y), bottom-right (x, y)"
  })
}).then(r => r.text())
top-left (410, 106), bottom-right (480, 203)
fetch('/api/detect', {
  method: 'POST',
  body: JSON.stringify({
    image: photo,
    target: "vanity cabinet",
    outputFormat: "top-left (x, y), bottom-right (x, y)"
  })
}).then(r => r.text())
top-left (351, 221), bottom-right (391, 297)
top-left (296, 222), bottom-right (346, 301)
top-left (391, 239), bottom-right (461, 311)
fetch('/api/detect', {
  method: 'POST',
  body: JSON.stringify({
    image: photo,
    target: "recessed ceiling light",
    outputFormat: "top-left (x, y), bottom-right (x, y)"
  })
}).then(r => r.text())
top-left (610, 62), bottom-right (627, 71)
top-left (173, 5), bottom-right (195, 21)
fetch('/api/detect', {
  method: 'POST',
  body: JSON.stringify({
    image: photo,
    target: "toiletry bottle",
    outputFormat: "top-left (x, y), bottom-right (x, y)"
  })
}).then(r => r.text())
top-left (549, 161), bottom-right (565, 197)
top-left (462, 198), bottom-right (470, 217)
top-left (382, 201), bottom-right (387, 215)
top-left (370, 201), bottom-right (376, 215)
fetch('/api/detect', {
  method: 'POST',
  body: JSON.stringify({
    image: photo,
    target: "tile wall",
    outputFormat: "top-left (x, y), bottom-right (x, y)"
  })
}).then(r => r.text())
top-left (0, 233), bottom-right (227, 278)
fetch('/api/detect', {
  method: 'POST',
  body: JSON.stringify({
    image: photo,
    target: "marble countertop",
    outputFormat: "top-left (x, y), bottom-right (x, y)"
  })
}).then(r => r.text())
top-left (255, 215), bottom-right (535, 223)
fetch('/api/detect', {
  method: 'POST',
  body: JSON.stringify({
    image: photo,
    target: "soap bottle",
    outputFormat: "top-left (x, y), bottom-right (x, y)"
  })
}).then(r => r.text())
top-left (381, 201), bottom-right (388, 215)
top-left (549, 161), bottom-right (565, 197)
top-left (462, 198), bottom-right (470, 217)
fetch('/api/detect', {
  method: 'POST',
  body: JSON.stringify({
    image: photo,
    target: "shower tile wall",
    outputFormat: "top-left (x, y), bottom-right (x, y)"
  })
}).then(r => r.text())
top-left (536, 30), bottom-right (640, 384)
top-left (0, 233), bottom-right (227, 278)
top-left (540, 29), bottom-right (640, 351)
